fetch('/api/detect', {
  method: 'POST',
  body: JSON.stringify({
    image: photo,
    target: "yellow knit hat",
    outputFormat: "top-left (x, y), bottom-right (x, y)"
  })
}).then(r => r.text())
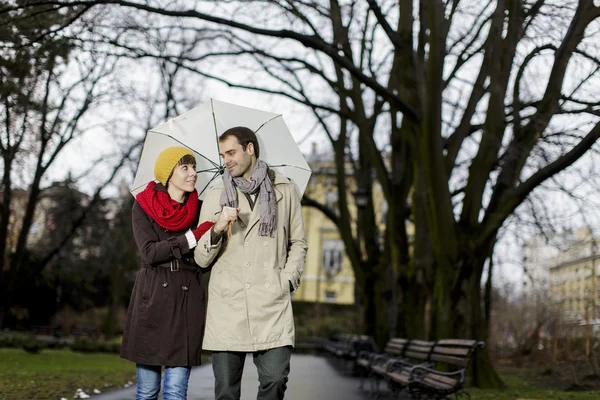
top-left (154, 146), bottom-right (195, 186)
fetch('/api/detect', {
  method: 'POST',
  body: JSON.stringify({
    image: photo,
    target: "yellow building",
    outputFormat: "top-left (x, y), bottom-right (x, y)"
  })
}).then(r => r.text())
top-left (293, 148), bottom-right (389, 306)
top-left (549, 228), bottom-right (600, 324)
top-left (294, 158), bottom-right (356, 305)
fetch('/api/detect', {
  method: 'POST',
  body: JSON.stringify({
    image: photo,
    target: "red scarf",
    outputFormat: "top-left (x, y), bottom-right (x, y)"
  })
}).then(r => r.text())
top-left (136, 182), bottom-right (199, 231)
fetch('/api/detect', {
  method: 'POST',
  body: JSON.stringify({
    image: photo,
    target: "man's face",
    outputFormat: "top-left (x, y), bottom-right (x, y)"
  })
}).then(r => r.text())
top-left (219, 136), bottom-right (255, 179)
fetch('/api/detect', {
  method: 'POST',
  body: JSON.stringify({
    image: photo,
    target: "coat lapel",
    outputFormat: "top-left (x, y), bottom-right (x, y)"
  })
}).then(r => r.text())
top-left (228, 187), bottom-right (249, 230)
top-left (245, 192), bottom-right (261, 235)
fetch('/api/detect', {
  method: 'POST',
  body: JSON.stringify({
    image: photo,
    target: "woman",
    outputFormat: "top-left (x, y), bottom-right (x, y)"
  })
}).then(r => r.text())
top-left (120, 146), bottom-right (214, 400)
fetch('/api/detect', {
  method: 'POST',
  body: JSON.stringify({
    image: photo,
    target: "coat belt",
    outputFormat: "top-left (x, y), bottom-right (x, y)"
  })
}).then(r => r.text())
top-left (148, 258), bottom-right (198, 272)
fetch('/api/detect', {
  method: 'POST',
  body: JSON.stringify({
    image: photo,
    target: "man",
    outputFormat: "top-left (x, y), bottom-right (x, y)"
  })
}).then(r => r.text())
top-left (194, 126), bottom-right (307, 400)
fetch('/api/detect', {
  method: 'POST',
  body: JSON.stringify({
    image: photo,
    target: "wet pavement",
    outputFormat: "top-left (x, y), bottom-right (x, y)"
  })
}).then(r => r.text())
top-left (89, 353), bottom-right (376, 400)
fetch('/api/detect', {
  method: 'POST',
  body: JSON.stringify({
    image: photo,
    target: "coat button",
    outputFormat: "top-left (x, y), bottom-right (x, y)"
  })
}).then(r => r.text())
top-left (162, 282), bottom-right (168, 288)
top-left (182, 285), bottom-right (189, 291)
top-left (245, 284), bottom-right (250, 289)
top-left (244, 262), bottom-right (250, 267)
top-left (264, 241), bottom-right (268, 246)
top-left (265, 283), bottom-right (270, 288)
top-left (264, 262), bottom-right (269, 267)
top-left (244, 242), bottom-right (250, 247)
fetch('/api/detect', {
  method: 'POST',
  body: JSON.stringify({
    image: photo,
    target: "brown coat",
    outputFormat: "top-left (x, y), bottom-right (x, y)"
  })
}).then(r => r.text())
top-left (120, 194), bottom-right (207, 367)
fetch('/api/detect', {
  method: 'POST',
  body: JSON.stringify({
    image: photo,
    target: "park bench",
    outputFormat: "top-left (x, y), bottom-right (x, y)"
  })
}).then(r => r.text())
top-left (71, 326), bottom-right (97, 338)
top-left (367, 339), bottom-right (436, 398)
top-left (29, 325), bottom-right (55, 336)
top-left (356, 337), bottom-right (410, 389)
top-left (324, 333), bottom-right (377, 369)
top-left (386, 339), bottom-right (484, 399)
top-left (324, 333), bottom-right (352, 357)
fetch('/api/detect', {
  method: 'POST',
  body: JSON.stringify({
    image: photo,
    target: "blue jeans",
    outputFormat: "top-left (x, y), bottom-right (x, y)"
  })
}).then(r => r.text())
top-left (136, 364), bottom-right (191, 400)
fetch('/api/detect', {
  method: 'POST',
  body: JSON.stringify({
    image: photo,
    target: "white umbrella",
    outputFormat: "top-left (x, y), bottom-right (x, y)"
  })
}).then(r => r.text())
top-left (131, 99), bottom-right (312, 199)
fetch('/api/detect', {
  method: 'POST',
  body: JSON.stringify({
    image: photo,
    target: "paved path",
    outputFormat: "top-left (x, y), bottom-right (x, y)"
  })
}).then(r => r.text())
top-left (90, 354), bottom-right (370, 400)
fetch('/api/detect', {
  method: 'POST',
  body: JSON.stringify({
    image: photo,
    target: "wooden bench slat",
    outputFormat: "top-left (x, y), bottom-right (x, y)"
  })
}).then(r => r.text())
top-left (421, 376), bottom-right (455, 390)
top-left (422, 372), bottom-right (458, 386)
top-left (388, 371), bottom-right (410, 385)
top-left (356, 358), bottom-right (370, 367)
top-left (432, 346), bottom-right (471, 357)
top-left (384, 344), bottom-right (404, 353)
top-left (430, 354), bottom-right (470, 367)
top-left (408, 344), bottom-right (434, 352)
top-left (435, 339), bottom-right (478, 347)
top-left (371, 365), bottom-right (388, 375)
top-left (404, 351), bottom-right (429, 360)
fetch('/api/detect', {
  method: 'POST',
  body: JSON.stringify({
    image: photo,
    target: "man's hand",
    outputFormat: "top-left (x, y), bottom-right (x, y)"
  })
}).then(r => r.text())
top-left (214, 206), bottom-right (239, 234)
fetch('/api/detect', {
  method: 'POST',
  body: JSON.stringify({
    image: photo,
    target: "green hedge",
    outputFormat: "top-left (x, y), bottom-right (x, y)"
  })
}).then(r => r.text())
top-left (0, 332), bottom-right (120, 354)
top-left (70, 339), bottom-right (120, 353)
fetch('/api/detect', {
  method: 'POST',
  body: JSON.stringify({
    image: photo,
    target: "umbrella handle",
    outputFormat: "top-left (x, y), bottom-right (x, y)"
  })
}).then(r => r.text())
top-left (227, 221), bottom-right (232, 240)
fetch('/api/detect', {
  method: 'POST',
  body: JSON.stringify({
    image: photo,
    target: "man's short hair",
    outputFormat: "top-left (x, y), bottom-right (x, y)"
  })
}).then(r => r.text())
top-left (219, 126), bottom-right (260, 158)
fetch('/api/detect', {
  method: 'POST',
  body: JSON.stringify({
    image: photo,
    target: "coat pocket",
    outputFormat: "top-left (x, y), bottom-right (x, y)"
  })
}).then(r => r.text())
top-left (209, 265), bottom-right (230, 298)
top-left (279, 269), bottom-right (291, 298)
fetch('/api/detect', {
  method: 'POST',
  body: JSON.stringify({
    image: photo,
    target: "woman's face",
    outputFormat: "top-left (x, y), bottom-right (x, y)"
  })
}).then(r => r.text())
top-left (168, 163), bottom-right (197, 193)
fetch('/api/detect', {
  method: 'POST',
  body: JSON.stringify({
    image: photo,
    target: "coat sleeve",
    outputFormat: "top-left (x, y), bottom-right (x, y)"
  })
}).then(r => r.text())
top-left (282, 184), bottom-right (307, 291)
top-left (132, 201), bottom-right (192, 265)
top-left (194, 188), bottom-right (223, 268)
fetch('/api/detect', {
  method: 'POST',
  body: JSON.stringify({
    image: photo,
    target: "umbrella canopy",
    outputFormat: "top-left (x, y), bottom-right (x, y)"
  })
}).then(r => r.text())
top-left (130, 99), bottom-right (312, 200)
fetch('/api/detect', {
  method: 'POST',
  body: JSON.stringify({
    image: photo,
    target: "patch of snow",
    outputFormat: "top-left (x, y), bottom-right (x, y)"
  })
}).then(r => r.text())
top-left (74, 388), bottom-right (90, 399)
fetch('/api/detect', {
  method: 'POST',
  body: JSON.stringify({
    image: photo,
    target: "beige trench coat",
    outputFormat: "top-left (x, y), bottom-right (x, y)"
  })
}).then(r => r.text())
top-left (194, 172), bottom-right (307, 352)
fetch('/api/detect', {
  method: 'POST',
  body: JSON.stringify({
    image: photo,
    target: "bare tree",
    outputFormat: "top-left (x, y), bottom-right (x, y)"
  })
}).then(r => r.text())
top-left (0, 5), bottom-right (141, 327)
top-left (10, 0), bottom-right (600, 386)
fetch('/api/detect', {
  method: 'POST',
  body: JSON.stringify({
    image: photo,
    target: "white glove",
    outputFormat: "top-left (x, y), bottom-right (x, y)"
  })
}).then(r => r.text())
top-left (214, 206), bottom-right (239, 234)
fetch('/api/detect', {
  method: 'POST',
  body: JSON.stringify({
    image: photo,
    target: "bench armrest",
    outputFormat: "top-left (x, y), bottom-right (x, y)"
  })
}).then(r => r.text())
top-left (388, 358), bottom-right (432, 373)
top-left (357, 350), bottom-right (376, 361)
top-left (408, 364), bottom-right (466, 385)
top-left (369, 354), bottom-right (398, 367)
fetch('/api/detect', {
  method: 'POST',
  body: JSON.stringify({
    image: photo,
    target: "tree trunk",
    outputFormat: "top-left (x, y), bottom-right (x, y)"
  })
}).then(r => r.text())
top-left (397, 274), bottom-right (428, 339)
top-left (467, 255), bottom-right (505, 388)
top-left (471, 348), bottom-right (505, 388)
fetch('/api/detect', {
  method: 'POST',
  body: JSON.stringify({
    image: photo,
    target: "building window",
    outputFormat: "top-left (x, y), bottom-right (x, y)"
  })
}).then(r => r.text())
top-left (322, 239), bottom-right (344, 276)
top-left (381, 195), bottom-right (388, 223)
top-left (326, 191), bottom-right (339, 214)
top-left (324, 291), bottom-right (337, 303)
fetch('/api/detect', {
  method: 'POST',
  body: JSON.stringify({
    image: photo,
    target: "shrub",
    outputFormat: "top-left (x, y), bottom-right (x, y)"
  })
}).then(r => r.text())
top-left (22, 339), bottom-right (44, 354)
top-left (70, 339), bottom-right (120, 354)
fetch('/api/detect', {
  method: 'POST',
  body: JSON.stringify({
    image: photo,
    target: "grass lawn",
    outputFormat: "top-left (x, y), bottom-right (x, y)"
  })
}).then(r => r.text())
top-left (1, 347), bottom-right (600, 400)
top-left (469, 368), bottom-right (600, 400)
top-left (0, 348), bottom-right (136, 400)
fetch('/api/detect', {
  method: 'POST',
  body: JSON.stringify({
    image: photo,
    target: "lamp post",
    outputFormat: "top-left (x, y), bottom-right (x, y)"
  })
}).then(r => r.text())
top-left (353, 187), bottom-right (369, 210)
top-left (353, 186), bottom-right (368, 332)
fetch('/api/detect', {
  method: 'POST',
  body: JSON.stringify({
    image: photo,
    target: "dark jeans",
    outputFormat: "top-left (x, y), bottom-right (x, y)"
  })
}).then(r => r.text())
top-left (212, 346), bottom-right (292, 400)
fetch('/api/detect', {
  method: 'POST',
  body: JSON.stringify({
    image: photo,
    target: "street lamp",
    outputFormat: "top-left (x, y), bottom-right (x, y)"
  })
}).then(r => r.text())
top-left (352, 185), bottom-right (368, 334)
top-left (353, 187), bottom-right (369, 209)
